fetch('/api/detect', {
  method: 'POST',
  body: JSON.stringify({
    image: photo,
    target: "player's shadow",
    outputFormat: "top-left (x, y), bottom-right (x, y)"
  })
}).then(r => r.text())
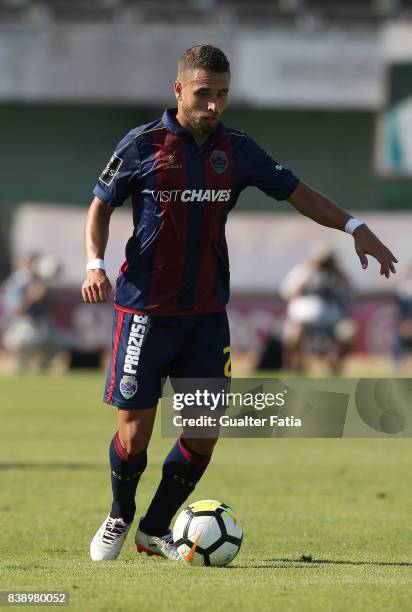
top-left (0, 462), bottom-right (102, 470)
top-left (229, 557), bottom-right (412, 569)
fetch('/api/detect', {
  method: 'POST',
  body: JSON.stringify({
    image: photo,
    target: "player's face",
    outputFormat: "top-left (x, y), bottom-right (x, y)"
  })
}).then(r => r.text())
top-left (175, 69), bottom-right (230, 135)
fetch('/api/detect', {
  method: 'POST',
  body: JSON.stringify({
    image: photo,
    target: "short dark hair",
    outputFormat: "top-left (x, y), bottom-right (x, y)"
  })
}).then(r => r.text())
top-left (178, 45), bottom-right (230, 79)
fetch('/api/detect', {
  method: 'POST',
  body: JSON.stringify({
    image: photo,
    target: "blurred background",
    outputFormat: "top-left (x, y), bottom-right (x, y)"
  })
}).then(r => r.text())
top-left (1, 0), bottom-right (412, 375)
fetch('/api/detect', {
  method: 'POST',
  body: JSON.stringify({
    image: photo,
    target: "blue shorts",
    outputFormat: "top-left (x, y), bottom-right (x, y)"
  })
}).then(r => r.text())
top-left (103, 309), bottom-right (231, 409)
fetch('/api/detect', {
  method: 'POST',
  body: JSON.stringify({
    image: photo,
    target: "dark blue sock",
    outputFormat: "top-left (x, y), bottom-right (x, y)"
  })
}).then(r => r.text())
top-left (139, 437), bottom-right (211, 536)
top-left (109, 431), bottom-right (147, 524)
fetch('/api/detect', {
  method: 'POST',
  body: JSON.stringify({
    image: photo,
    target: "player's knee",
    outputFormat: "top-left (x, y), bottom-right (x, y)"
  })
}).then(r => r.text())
top-left (118, 406), bottom-right (156, 454)
top-left (119, 423), bottom-right (152, 454)
top-left (122, 431), bottom-right (151, 454)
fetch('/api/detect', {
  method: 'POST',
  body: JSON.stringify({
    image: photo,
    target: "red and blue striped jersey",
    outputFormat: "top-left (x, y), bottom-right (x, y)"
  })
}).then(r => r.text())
top-left (93, 108), bottom-right (299, 316)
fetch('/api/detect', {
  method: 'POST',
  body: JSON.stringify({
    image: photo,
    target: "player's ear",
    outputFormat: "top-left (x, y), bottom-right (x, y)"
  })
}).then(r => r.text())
top-left (174, 80), bottom-right (183, 102)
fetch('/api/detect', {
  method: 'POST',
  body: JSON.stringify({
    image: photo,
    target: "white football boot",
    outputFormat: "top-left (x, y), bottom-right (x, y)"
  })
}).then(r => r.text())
top-left (90, 514), bottom-right (132, 561)
top-left (135, 523), bottom-right (182, 561)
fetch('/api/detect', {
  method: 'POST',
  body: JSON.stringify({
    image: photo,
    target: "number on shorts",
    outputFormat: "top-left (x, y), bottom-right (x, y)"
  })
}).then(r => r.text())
top-left (223, 346), bottom-right (231, 378)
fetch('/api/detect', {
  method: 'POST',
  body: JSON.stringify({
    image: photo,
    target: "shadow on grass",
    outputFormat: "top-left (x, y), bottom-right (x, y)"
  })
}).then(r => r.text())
top-left (0, 462), bottom-right (102, 470)
top-left (230, 557), bottom-right (412, 569)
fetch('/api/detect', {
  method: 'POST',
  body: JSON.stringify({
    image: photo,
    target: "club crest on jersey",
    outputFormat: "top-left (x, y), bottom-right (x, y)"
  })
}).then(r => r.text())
top-left (100, 153), bottom-right (123, 186)
top-left (210, 150), bottom-right (228, 174)
top-left (119, 375), bottom-right (138, 400)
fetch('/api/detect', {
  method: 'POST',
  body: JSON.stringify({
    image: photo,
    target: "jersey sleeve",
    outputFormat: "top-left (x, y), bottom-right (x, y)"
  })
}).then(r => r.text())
top-left (243, 137), bottom-right (300, 201)
top-left (93, 131), bottom-right (140, 207)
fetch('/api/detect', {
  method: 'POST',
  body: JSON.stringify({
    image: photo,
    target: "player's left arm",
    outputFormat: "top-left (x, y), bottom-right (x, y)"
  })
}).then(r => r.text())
top-left (287, 182), bottom-right (398, 278)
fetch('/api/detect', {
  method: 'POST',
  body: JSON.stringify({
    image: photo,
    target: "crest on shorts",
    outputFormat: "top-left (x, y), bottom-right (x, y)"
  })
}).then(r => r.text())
top-left (120, 375), bottom-right (138, 400)
top-left (210, 150), bottom-right (228, 174)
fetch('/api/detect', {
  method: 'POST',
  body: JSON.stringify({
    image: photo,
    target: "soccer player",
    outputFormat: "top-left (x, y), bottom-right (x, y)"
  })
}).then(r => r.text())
top-left (83, 45), bottom-right (397, 561)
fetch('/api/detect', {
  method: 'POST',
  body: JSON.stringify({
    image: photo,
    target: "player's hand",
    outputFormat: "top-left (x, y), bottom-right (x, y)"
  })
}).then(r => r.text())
top-left (81, 269), bottom-right (112, 303)
top-left (353, 224), bottom-right (398, 278)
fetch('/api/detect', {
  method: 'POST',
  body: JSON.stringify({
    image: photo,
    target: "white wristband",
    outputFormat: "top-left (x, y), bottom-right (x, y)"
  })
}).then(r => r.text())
top-left (345, 218), bottom-right (365, 235)
top-left (86, 258), bottom-right (105, 271)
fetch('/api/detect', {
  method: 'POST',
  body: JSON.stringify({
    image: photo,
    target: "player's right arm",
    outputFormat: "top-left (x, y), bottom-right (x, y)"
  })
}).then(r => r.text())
top-left (82, 197), bottom-right (115, 303)
top-left (82, 130), bottom-right (141, 304)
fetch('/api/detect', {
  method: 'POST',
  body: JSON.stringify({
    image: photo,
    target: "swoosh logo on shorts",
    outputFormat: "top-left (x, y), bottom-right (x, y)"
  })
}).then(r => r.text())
top-left (183, 533), bottom-right (202, 563)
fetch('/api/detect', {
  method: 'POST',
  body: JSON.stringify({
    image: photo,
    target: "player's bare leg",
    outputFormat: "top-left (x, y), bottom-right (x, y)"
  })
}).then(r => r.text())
top-left (90, 407), bottom-right (156, 561)
top-left (118, 406), bottom-right (157, 454)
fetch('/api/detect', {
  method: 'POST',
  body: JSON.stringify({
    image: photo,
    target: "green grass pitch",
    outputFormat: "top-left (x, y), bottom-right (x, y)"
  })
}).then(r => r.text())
top-left (1, 372), bottom-right (412, 611)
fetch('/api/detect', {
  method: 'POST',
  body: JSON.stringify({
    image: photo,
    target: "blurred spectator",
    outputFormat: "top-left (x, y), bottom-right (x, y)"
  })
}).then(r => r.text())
top-left (279, 245), bottom-right (356, 372)
top-left (256, 332), bottom-right (283, 371)
top-left (393, 262), bottom-right (412, 369)
top-left (1, 253), bottom-right (66, 372)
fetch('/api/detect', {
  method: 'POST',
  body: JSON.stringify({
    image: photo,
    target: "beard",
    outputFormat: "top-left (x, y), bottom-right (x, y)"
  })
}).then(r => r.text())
top-left (182, 102), bottom-right (217, 135)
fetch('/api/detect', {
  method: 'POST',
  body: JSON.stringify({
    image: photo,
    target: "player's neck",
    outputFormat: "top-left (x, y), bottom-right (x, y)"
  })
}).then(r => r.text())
top-left (176, 111), bottom-right (209, 147)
